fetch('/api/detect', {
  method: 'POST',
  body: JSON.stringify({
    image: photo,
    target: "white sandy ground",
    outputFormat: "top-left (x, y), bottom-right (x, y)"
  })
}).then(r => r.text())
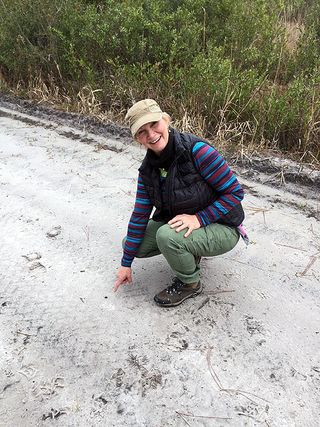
top-left (0, 106), bottom-right (319, 427)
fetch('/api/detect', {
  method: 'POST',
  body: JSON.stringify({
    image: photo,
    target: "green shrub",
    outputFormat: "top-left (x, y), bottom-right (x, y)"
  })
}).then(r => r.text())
top-left (0, 0), bottom-right (319, 159)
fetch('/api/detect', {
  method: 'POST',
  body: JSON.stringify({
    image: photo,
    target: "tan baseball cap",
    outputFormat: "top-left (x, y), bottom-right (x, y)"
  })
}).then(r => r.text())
top-left (125, 99), bottom-right (163, 137)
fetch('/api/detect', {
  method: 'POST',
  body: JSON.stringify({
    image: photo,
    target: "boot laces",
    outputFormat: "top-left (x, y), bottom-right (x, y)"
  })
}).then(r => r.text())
top-left (166, 278), bottom-right (184, 295)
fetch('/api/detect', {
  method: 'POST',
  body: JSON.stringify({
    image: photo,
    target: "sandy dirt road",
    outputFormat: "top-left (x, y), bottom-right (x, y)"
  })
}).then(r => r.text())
top-left (0, 105), bottom-right (319, 427)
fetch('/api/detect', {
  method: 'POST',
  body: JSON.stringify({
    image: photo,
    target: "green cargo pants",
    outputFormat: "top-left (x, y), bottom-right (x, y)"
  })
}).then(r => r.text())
top-left (131, 220), bottom-right (239, 284)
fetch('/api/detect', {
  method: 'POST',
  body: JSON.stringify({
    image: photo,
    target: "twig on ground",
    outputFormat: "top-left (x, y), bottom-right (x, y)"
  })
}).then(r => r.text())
top-left (222, 388), bottom-right (270, 404)
top-left (206, 348), bottom-right (224, 390)
top-left (82, 225), bottom-right (90, 241)
top-left (196, 296), bottom-right (210, 311)
top-left (274, 242), bottom-right (308, 252)
top-left (176, 411), bottom-right (232, 421)
top-left (296, 255), bottom-right (318, 277)
top-left (246, 205), bottom-right (269, 225)
top-left (176, 411), bottom-right (192, 426)
top-left (16, 330), bottom-right (36, 337)
top-left (222, 389), bottom-right (258, 404)
top-left (205, 289), bottom-right (235, 295)
top-left (224, 257), bottom-right (275, 273)
top-left (206, 348), bottom-right (269, 406)
top-left (246, 206), bottom-right (270, 214)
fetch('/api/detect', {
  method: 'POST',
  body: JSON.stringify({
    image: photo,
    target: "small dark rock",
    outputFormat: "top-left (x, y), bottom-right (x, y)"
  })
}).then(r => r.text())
top-left (117, 404), bottom-right (124, 414)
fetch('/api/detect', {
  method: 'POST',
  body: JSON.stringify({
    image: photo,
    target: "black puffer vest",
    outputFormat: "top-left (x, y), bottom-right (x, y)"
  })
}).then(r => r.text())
top-left (138, 128), bottom-right (244, 226)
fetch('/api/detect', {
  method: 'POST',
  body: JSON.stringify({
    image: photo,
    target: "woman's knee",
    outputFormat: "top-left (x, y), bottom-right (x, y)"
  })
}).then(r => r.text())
top-left (156, 224), bottom-right (178, 249)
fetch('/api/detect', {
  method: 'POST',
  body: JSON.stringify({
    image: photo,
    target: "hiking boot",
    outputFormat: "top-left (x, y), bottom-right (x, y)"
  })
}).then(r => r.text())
top-left (154, 278), bottom-right (203, 307)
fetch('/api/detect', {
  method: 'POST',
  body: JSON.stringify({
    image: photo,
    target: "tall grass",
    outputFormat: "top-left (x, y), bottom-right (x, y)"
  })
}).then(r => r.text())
top-left (0, 0), bottom-right (319, 161)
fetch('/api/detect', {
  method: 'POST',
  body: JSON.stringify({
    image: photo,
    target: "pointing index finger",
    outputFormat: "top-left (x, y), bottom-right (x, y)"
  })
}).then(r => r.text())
top-left (114, 278), bottom-right (126, 292)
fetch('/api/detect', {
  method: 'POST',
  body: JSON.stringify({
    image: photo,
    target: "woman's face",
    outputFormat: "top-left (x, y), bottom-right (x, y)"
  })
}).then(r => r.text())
top-left (135, 118), bottom-right (169, 154)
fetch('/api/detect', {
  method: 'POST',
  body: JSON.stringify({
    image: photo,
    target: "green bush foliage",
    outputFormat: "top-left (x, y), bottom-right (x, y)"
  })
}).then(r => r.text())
top-left (0, 0), bottom-right (319, 159)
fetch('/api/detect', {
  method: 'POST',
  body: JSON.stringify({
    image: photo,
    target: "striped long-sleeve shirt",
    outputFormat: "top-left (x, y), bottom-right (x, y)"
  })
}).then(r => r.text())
top-left (121, 141), bottom-right (244, 267)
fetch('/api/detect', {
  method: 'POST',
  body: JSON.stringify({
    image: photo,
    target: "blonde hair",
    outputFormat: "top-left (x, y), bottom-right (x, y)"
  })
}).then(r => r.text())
top-left (134, 114), bottom-right (172, 142)
top-left (162, 112), bottom-right (171, 124)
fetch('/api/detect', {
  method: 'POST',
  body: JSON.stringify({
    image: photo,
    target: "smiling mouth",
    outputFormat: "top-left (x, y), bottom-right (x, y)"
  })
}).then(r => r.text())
top-left (149, 136), bottom-right (161, 145)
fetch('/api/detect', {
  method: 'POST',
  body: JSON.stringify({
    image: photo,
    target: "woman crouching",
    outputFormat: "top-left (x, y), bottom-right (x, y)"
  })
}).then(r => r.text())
top-left (114, 99), bottom-right (246, 307)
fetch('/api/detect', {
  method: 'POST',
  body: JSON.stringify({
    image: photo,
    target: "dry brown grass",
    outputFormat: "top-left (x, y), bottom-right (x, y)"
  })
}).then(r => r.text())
top-left (1, 71), bottom-right (319, 169)
top-left (6, 74), bottom-right (121, 125)
top-left (284, 21), bottom-right (304, 53)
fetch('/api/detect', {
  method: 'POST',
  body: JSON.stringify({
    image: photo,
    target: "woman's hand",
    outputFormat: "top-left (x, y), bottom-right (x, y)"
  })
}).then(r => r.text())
top-left (114, 266), bottom-right (132, 292)
top-left (168, 214), bottom-right (201, 237)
